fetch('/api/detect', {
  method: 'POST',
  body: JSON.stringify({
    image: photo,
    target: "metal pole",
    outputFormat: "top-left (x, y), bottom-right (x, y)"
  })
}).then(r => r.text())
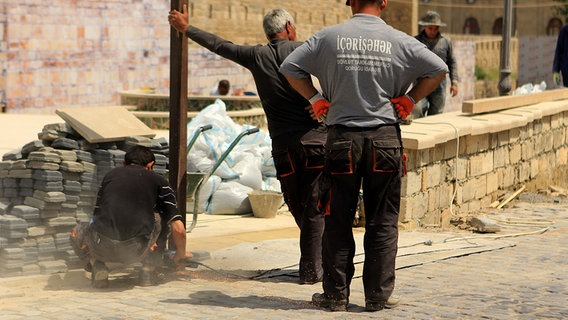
top-left (498, 0), bottom-right (513, 96)
top-left (169, 0), bottom-right (188, 226)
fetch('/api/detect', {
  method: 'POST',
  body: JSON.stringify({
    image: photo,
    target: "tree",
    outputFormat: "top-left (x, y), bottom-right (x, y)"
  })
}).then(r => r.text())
top-left (554, 0), bottom-right (568, 23)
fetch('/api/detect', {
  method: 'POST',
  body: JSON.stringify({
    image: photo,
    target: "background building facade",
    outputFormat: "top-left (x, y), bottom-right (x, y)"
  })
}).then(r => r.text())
top-left (418, 0), bottom-right (562, 36)
top-left (0, 0), bottom-right (562, 113)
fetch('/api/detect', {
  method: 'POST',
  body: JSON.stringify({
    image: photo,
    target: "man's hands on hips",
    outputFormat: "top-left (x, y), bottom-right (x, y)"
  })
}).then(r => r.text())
top-left (168, 4), bottom-right (189, 33)
top-left (390, 95), bottom-right (415, 120)
top-left (309, 92), bottom-right (330, 122)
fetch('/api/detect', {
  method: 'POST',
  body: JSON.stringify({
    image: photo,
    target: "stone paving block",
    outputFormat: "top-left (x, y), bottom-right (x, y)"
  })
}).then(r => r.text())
top-left (3, 188), bottom-right (19, 198)
top-left (27, 161), bottom-right (60, 171)
top-left (91, 149), bottom-right (112, 161)
top-left (10, 205), bottom-right (40, 220)
top-left (0, 215), bottom-right (28, 239)
top-left (76, 139), bottom-right (98, 151)
top-left (45, 217), bottom-right (76, 228)
top-left (51, 138), bottom-right (80, 150)
top-left (39, 129), bottom-right (62, 141)
top-left (39, 209), bottom-right (60, 219)
top-left (28, 151), bottom-right (62, 163)
top-left (43, 123), bottom-right (75, 135)
top-left (3, 178), bottom-right (17, 188)
top-left (63, 180), bottom-right (82, 193)
top-left (34, 180), bottom-right (64, 192)
top-left (0, 236), bottom-right (8, 248)
top-left (21, 263), bottom-right (40, 276)
top-left (10, 159), bottom-right (27, 170)
top-left (81, 162), bottom-right (96, 173)
top-left (2, 150), bottom-right (21, 161)
top-left (75, 150), bottom-right (94, 162)
top-left (21, 140), bottom-right (46, 155)
top-left (61, 171), bottom-right (82, 181)
top-left (32, 169), bottom-right (63, 181)
top-left (54, 149), bottom-right (78, 162)
top-left (18, 178), bottom-right (33, 188)
top-left (38, 260), bottom-right (68, 274)
top-left (32, 190), bottom-right (66, 203)
top-left (124, 135), bottom-right (153, 147)
top-left (60, 161), bottom-right (84, 173)
top-left (8, 169), bottom-right (33, 179)
top-left (0, 247), bottom-right (25, 260)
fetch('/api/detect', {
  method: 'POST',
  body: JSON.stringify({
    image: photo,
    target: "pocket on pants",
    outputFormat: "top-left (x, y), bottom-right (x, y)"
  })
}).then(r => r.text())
top-left (372, 140), bottom-right (401, 173)
top-left (326, 140), bottom-right (353, 174)
top-left (272, 149), bottom-right (295, 178)
top-left (302, 144), bottom-right (325, 169)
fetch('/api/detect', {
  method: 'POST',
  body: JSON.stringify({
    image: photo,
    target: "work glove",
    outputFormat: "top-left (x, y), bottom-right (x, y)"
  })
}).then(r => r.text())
top-left (309, 92), bottom-right (330, 122)
top-left (553, 72), bottom-right (561, 86)
top-left (390, 94), bottom-right (415, 120)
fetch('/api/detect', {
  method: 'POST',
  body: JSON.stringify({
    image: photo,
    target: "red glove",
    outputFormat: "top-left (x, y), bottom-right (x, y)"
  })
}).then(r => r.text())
top-left (390, 95), bottom-right (415, 120)
top-left (309, 92), bottom-right (330, 122)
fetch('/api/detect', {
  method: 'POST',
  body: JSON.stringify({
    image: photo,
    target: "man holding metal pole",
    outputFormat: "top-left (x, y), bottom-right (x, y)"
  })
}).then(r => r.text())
top-left (169, 6), bottom-right (326, 284)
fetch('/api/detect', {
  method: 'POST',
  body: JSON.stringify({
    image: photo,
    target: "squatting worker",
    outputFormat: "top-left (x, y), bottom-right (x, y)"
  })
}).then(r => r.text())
top-left (280, 0), bottom-right (447, 312)
top-left (71, 146), bottom-right (191, 288)
top-left (411, 11), bottom-right (459, 119)
top-left (169, 7), bottom-right (326, 284)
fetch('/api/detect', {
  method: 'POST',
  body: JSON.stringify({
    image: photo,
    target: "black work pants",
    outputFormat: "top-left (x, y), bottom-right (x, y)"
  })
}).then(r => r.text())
top-left (323, 124), bottom-right (402, 303)
top-left (272, 127), bottom-right (326, 282)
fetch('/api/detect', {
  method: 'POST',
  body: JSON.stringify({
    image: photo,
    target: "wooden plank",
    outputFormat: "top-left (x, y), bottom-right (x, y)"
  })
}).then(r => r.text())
top-left (55, 106), bottom-right (155, 143)
top-left (132, 108), bottom-right (265, 119)
top-left (462, 88), bottom-right (568, 114)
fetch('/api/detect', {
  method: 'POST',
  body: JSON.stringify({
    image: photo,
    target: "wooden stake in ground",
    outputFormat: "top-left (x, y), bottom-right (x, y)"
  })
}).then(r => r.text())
top-left (497, 185), bottom-right (526, 209)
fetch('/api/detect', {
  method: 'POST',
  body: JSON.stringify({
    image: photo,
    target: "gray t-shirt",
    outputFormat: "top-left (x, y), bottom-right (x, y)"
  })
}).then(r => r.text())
top-left (280, 14), bottom-right (448, 127)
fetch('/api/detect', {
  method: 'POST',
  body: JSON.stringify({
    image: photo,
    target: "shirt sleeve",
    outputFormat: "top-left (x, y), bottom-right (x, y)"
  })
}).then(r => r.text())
top-left (156, 175), bottom-right (182, 224)
top-left (186, 26), bottom-right (257, 68)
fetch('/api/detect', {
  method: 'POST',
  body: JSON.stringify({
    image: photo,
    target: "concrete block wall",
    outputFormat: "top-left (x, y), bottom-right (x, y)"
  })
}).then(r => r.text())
top-left (399, 101), bottom-right (568, 230)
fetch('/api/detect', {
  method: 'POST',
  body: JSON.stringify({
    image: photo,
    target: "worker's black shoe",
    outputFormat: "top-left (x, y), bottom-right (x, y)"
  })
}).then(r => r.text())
top-left (91, 260), bottom-right (109, 289)
top-left (311, 292), bottom-right (348, 311)
top-left (365, 294), bottom-right (401, 312)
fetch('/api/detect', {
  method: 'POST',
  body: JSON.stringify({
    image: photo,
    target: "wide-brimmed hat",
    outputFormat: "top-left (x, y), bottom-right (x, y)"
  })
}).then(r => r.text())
top-left (418, 11), bottom-right (447, 27)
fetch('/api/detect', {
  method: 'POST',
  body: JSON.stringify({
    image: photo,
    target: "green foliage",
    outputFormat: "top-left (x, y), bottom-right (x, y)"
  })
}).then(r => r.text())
top-left (475, 66), bottom-right (517, 82)
top-left (475, 65), bottom-right (489, 80)
top-left (553, 0), bottom-right (568, 23)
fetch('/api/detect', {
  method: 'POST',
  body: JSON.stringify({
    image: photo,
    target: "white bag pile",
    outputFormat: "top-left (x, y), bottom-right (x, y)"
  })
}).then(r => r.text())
top-left (186, 99), bottom-right (280, 215)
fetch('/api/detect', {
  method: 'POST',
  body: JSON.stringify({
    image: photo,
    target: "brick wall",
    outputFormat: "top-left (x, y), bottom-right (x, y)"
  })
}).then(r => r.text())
top-left (0, 0), bottom-right (419, 113)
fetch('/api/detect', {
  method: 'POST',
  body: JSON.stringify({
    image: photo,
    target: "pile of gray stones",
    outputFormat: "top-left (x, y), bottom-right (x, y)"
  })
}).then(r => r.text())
top-left (0, 122), bottom-right (169, 277)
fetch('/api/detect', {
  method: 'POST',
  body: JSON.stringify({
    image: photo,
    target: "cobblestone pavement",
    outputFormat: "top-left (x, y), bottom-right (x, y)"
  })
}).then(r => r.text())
top-left (0, 196), bottom-right (566, 320)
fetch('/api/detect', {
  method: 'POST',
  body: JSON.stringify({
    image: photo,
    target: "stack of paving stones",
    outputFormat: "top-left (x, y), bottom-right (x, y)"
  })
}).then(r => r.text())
top-left (0, 122), bottom-right (170, 277)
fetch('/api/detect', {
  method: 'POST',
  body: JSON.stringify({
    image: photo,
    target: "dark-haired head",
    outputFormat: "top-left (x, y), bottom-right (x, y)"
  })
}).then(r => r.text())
top-left (124, 145), bottom-right (155, 168)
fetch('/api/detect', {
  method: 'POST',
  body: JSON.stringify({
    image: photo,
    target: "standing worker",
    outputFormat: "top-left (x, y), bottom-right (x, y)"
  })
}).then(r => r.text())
top-left (280, 0), bottom-right (447, 312)
top-left (553, 24), bottom-right (568, 87)
top-left (411, 11), bottom-right (458, 119)
top-left (169, 7), bottom-right (326, 284)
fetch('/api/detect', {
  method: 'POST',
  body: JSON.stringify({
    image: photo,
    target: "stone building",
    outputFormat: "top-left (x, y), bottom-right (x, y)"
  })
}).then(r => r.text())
top-left (418, 0), bottom-right (563, 36)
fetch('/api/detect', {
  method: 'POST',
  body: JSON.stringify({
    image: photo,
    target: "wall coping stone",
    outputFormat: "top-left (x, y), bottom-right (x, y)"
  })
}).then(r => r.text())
top-left (402, 100), bottom-right (568, 150)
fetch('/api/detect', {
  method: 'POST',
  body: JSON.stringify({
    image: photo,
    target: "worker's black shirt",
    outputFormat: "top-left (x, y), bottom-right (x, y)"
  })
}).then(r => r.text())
top-left (92, 165), bottom-right (181, 241)
top-left (186, 26), bottom-right (319, 139)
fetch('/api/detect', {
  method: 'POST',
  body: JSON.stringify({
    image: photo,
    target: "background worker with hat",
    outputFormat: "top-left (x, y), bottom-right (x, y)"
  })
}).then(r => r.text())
top-left (411, 11), bottom-right (459, 119)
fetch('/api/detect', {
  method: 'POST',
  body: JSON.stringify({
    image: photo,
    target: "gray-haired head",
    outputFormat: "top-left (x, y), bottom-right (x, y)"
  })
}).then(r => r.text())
top-left (263, 8), bottom-right (295, 39)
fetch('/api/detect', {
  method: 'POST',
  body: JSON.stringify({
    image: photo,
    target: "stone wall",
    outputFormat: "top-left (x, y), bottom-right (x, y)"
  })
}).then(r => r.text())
top-left (399, 101), bottom-right (568, 230)
top-left (0, 0), bottom-right (418, 113)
